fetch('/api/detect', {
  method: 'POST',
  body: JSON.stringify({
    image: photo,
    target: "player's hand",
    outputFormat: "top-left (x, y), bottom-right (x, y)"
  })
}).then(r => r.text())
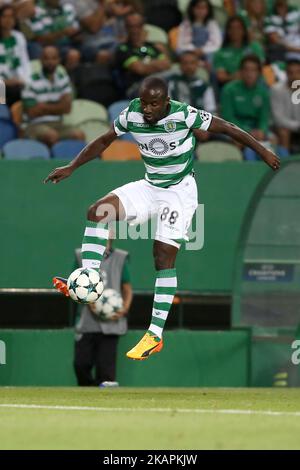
top-left (44, 165), bottom-right (74, 184)
top-left (260, 148), bottom-right (281, 171)
top-left (111, 309), bottom-right (127, 321)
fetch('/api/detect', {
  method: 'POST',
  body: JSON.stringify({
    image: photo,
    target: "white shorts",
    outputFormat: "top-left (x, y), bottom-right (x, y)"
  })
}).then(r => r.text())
top-left (112, 174), bottom-right (198, 248)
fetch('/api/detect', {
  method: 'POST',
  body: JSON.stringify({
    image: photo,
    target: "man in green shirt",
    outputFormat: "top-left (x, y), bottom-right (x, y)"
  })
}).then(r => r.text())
top-left (221, 54), bottom-right (271, 160)
top-left (114, 12), bottom-right (170, 98)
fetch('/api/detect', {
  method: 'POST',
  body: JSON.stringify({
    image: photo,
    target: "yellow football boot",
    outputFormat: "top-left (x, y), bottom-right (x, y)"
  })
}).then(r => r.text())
top-left (126, 332), bottom-right (163, 360)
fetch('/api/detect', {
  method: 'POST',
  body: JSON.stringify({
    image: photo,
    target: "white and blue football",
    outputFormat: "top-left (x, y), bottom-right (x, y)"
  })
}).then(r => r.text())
top-left (67, 268), bottom-right (104, 304)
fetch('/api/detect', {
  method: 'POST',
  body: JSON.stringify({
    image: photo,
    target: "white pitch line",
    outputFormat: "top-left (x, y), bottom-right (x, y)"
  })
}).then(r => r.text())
top-left (0, 404), bottom-right (300, 417)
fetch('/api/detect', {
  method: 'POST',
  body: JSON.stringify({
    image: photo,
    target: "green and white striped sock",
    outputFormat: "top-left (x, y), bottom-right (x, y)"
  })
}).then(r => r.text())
top-left (81, 221), bottom-right (109, 270)
top-left (148, 268), bottom-right (177, 339)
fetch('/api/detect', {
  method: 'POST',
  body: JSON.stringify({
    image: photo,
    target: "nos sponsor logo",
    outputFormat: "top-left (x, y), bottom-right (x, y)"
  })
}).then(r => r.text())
top-left (139, 140), bottom-right (176, 155)
top-left (0, 340), bottom-right (6, 365)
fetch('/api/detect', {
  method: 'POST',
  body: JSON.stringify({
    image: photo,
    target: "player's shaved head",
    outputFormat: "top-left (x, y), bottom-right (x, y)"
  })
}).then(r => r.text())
top-left (139, 77), bottom-right (168, 100)
top-left (139, 77), bottom-right (170, 124)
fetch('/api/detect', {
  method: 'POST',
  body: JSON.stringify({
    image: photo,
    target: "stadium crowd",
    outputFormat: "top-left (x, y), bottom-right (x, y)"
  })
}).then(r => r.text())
top-left (0, 0), bottom-right (299, 160)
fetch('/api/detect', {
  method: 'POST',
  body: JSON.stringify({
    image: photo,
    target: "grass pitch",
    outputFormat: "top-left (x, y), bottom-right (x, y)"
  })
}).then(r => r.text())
top-left (0, 387), bottom-right (300, 450)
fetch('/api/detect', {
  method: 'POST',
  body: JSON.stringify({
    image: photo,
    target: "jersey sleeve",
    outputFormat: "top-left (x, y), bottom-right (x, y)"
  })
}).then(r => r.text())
top-left (113, 106), bottom-right (129, 136)
top-left (185, 104), bottom-right (213, 131)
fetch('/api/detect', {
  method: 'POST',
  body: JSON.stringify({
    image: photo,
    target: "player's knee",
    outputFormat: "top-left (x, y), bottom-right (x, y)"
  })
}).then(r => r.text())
top-left (87, 202), bottom-right (100, 222)
top-left (154, 249), bottom-right (174, 271)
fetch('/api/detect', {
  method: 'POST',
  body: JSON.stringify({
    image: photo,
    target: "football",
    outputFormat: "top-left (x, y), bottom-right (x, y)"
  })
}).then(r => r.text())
top-left (91, 288), bottom-right (123, 320)
top-left (67, 268), bottom-right (104, 304)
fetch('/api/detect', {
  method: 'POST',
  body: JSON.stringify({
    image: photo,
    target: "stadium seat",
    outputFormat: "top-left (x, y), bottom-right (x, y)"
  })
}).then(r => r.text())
top-left (0, 120), bottom-right (18, 150)
top-left (145, 24), bottom-right (168, 45)
top-left (101, 141), bottom-right (141, 161)
top-left (196, 142), bottom-right (243, 162)
top-left (107, 100), bottom-right (137, 143)
top-left (52, 140), bottom-right (86, 159)
top-left (79, 121), bottom-right (110, 144)
top-left (2, 139), bottom-right (51, 160)
top-left (10, 101), bottom-right (23, 128)
top-left (108, 100), bottom-right (130, 123)
top-left (177, 0), bottom-right (189, 14)
top-left (0, 104), bottom-right (11, 120)
top-left (63, 99), bottom-right (108, 127)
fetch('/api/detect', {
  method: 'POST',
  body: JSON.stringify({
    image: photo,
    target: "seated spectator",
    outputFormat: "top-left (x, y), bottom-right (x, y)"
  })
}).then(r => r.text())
top-left (220, 55), bottom-right (271, 161)
top-left (0, 4), bottom-right (30, 105)
top-left (213, 15), bottom-right (265, 87)
top-left (23, 0), bottom-right (81, 70)
top-left (271, 59), bottom-right (300, 156)
top-left (264, 0), bottom-right (300, 62)
top-left (238, 0), bottom-right (266, 46)
top-left (174, 0), bottom-right (222, 62)
top-left (22, 45), bottom-right (85, 146)
top-left (168, 50), bottom-right (216, 113)
top-left (143, 0), bottom-right (182, 33)
top-left (114, 12), bottom-right (171, 98)
top-left (70, 0), bottom-right (142, 65)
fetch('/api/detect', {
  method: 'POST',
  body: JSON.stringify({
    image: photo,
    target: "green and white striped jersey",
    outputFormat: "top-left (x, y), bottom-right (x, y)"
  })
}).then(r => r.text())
top-left (0, 30), bottom-right (31, 81)
top-left (264, 8), bottom-right (300, 46)
top-left (22, 67), bottom-right (72, 124)
top-left (114, 98), bottom-right (212, 188)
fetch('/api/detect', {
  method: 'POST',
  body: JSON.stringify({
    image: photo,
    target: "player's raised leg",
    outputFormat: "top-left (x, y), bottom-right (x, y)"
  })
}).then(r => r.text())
top-left (53, 193), bottom-right (125, 295)
top-left (126, 240), bottom-right (178, 360)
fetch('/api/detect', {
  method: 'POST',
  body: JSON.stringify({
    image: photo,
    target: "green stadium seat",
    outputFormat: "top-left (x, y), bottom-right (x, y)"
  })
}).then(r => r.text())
top-left (79, 121), bottom-right (110, 144)
top-left (177, 0), bottom-right (189, 14)
top-left (63, 99), bottom-right (108, 127)
top-left (144, 24), bottom-right (168, 45)
top-left (196, 142), bottom-right (243, 162)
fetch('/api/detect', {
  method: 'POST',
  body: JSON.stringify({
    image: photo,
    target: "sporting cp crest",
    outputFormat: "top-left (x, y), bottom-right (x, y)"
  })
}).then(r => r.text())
top-left (164, 121), bottom-right (176, 132)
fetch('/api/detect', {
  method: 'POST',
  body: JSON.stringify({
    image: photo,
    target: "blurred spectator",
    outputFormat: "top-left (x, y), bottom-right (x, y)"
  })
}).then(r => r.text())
top-left (271, 59), bottom-right (300, 156)
top-left (238, 0), bottom-right (266, 45)
top-left (264, 0), bottom-right (300, 62)
top-left (23, 0), bottom-right (81, 70)
top-left (0, 0), bottom-right (35, 20)
top-left (0, 4), bottom-right (30, 105)
top-left (174, 0), bottom-right (222, 61)
top-left (74, 237), bottom-right (133, 387)
top-left (168, 50), bottom-right (216, 112)
top-left (22, 45), bottom-right (85, 146)
top-left (213, 15), bottom-right (265, 87)
top-left (220, 54), bottom-right (271, 161)
top-left (114, 12), bottom-right (171, 98)
top-left (68, 0), bottom-right (142, 64)
top-left (143, 0), bottom-right (182, 33)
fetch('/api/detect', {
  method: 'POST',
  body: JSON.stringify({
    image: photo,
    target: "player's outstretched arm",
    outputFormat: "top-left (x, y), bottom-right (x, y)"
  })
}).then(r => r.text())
top-left (195, 116), bottom-right (280, 171)
top-left (44, 125), bottom-right (118, 184)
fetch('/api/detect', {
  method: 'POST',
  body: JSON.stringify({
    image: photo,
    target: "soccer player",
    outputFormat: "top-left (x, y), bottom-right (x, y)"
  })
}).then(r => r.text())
top-left (44, 76), bottom-right (280, 360)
